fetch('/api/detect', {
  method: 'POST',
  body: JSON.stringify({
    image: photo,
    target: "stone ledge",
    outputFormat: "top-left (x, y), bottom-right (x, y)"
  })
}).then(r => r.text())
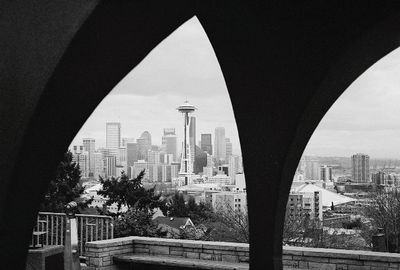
top-left (86, 236), bottom-right (249, 268)
top-left (86, 237), bottom-right (135, 248)
top-left (129, 236), bottom-right (249, 252)
top-left (283, 246), bottom-right (400, 264)
top-left (113, 254), bottom-right (249, 269)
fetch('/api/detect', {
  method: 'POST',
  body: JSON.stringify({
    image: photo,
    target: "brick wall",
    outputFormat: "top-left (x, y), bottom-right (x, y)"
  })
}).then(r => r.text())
top-left (84, 236), bottom-right (249, 270)
top-left (282, 246), bottom-right (400, 270)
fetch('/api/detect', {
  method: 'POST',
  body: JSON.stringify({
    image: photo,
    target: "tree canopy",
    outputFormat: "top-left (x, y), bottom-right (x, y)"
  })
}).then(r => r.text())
top-left (159, 192), bottom-right (214, 224)
top-left (97, 171), bottom-right (165, 237)
top-left (98, 170), bottom-right (160, 213)
top-left (40, 151), bottom-right (89, 212)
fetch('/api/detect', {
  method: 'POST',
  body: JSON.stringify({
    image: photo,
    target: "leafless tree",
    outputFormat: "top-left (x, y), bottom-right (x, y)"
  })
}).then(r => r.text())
top-left (212, 200), bottom-right (249, 243)
top-left (363, 189), bottom-right (400, 252)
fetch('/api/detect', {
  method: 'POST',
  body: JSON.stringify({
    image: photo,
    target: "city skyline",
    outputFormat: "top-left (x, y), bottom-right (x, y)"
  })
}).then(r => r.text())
top-left (68, 17), bottom-right (242, 156)
top-left (69, 16), bottom-right (400, 159)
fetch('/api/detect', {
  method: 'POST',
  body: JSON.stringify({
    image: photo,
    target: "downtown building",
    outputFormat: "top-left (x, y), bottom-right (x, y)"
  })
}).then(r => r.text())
top-left (212, 192), bottom-right (247, 213)
top-left (205, 174), bottom-right (231, 185)
top-left (93, 151), bottom-right (105, 178)
top-left (105, 122), bottom-right (121, 178)
top-left (304, 157), bottom-right (320, 180)
top-left (71, 145), bottom-right (90, 178)
top-left (189, 116), bottom-right (196, 166)
top-left (126, 142), bottom-right (139, 178)
top-left (131, 160), bottom-right (179, 183)
top-left (137, 131), bottom-right (152, 161)
top-left (286, 191), bottom-right (323, 221)
top-left (214, 127), bottom-right (226, 164)
top-left (83, 138), bottom-right (95, 177)
top-left (225, 138), bottom-right (232, 161)
top-left (320, 165), bottom-right (333, 182)
top-left (121, 137), bottom-right (135, 147)
top-left (202, 153), bottom-right (215, 177)
top-left (200, 134), bottom-right (212, 155)
top-left (105, 155), bottom-right (117, 178)
top-left (161, 128), bottom-right (178, 161)
top-left (351, 153), bottom-right (370, 183)
top-left (106, 122), bottom-right (121, 149)
top-left (372, 171), bottom-right (399, 186)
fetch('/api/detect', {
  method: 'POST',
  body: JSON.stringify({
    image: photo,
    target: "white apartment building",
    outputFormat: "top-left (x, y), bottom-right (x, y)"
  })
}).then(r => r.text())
top-left (212, 192), bottom-right (247, 213)
top-left (205, 174), bottom-right (231, 185)
top-left (287, 191), bottom-right (323, 221)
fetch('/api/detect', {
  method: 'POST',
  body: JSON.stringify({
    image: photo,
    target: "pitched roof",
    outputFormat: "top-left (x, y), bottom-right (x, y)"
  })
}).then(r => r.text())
top-left (153, 216), bottom-right (193, 230)
top-left (293, 182), bottom-right (356, 207)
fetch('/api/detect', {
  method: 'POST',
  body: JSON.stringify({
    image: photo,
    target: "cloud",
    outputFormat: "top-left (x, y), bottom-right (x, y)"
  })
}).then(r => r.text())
top-left (109, 17), bottom-right (227, 98)
top-left (305, 47), bottom-right (400, 158)
top-left (70, 17), bottom-right (242, 156)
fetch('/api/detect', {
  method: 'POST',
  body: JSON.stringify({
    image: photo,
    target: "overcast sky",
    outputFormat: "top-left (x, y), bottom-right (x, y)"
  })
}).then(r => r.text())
top-left (70, 16), bottom-right (400, 159)
top-left (304, 47), bottom-right (400, 159)
top-left (70, 17), bottom-right (242, 155)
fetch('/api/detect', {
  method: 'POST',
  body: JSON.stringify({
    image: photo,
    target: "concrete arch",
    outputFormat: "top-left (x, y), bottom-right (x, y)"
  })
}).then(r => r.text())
top-left (2, 2), bottom-right (400, 269)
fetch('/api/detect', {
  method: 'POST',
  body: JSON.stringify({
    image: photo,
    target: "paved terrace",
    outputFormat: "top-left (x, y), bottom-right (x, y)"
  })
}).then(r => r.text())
top-left (83, 236), bottom-right (400, 269)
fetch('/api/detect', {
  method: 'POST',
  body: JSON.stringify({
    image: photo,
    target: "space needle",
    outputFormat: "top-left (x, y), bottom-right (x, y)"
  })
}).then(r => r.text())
top-left (177, 101), bottom-right (197, 185)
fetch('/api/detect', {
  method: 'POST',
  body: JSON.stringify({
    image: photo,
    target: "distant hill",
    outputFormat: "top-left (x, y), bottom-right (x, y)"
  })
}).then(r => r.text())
top-left (302, 155), bottom-right (400, 170)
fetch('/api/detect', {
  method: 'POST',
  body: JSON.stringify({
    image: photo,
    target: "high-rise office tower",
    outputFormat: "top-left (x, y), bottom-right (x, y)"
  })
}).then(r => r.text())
top-left (137, 131), bottom-right (151, 161)
top-left (137, 138), bottom-right (148, 161)
top-left (140, 131), bottom-right (152, 146)
top-left (94, 151), bottom-right (104, 179)
top-left (352, 153), bottom-right (370, 183)
top-left (148, 150), bottom-right (161, 164)
top-left (118, 147), bottom-right (127, 164)
top-left (189, 116), bottom-right (196, 166)
top-left (194, 145), bottom-right (207, 174)
top-left (83, 138), bottom-right (95, 177)
top-left (163, 128), bottom-right (175, 136)
top-left (118, 147), bottom-right (127, 173)
top-left (121, 137), bottom-right (135, 147)
top-left (372, 171), bottom-right (386, 185)
top-left (71, 145), bottom-right (89, 177)
top-left (105, 155), bottom-right (117, 178)
top-left (304, 157), bottom-right (320, 180)
top-left (106, 122), bottom-right (121, 149)
top-left (214, 127), bottom-right (226, 163)
top-left (162, 128), bottom-right (177, 161)
top-left (177, 101), bottom-right (196, 185)
top-left (201, 134), bottom-right (212, 155)
top-left (126, 142), bottom-right (138, 177)
top-left (225, 138), bottom-right (232, 161)
top-left (320, 165), bottom-right (333, 182)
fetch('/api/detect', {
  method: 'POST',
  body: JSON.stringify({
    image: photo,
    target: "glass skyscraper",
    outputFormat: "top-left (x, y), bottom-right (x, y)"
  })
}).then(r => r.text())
top-left (106, 122), bottom-right (121, 149)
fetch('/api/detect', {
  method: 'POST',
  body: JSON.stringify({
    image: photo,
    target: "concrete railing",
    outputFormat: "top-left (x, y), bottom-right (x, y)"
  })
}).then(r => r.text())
top-left (282, 246), bottom-right (400, 269)
top-left (84, 236), bottom-right (400, 270)
top-left (84, 236), bottom-right (249, 270)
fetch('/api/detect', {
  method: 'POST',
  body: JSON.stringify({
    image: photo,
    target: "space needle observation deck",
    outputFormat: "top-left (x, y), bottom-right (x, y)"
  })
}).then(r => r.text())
top-left (177, 101), bottom-right (197, 185)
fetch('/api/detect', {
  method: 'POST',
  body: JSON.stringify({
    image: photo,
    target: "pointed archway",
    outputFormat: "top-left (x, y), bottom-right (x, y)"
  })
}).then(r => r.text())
top-left (3, 2), bottom-right (400, 270)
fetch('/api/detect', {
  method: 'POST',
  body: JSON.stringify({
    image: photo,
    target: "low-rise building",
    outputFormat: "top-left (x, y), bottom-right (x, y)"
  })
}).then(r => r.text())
top-left (153, 217), bottom-right (195, 238)
top-left (212, 192), bottom-right (247, 213)
top-left (287, 191), bottom-right (322, 221)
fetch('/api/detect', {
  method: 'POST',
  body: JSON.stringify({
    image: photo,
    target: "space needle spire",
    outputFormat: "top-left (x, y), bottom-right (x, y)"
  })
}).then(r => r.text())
top-left (177, 101), bottom-right (197, 185)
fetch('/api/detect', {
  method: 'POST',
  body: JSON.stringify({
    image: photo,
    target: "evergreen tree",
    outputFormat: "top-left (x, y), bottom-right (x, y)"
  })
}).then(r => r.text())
top-left (160, 192), bottom-right (214, 224)
top-left (161, 192), bottom-right (188, 217)
top-left (98, 170), bottom-right (160, 213)
top-left (113, 209), bottom-right (165, 238)
top-left (40, 151), bottom-right (89, 212)
top-left (97, 171), bottom-right (164, 237)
